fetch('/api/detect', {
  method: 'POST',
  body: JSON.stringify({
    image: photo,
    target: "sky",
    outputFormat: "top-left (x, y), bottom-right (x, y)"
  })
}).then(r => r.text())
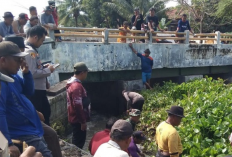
top-left (0, 0), bottom-right (179, 21)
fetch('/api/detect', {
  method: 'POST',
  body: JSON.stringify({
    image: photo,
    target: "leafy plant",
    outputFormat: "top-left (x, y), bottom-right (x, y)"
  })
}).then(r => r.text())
top-left (138, 77), bottom-right (232, 156)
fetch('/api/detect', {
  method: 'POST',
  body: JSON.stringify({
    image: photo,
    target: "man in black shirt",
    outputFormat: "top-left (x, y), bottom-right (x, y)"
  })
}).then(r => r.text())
top-left (146, 8), bottom-right (163, 32)
top-left (131, 8), bottom-right (144, 31)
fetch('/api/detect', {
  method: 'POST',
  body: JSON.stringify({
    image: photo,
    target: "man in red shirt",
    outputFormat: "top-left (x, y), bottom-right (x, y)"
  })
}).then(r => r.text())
top-left (66, 62), bottom-right (90, 149)
top-left (89, 117), bottom-right (118, 155)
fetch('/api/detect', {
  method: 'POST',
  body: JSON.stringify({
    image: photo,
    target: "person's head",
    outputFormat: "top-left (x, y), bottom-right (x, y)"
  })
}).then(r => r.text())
top-left (26, 26), bottom-right (47, 48)
top-left (123, 21), bottom-right (129, 29)
top-left (144, 49), bottom-right (151, 57)
top-left (134, 8), bottom-right (139, 16)
top-left (149, 8), bottom-right (155, 16)
top-left (182, 14), bottom-right (187, 22)
top-left (5, 36), bottom-right (26, 52)
top-left (129, 109), bottom-right (141, 123)
top-left (48, 1), bottom-right (56, 10)
top-left (73, 62), bottom-right (89, 81)
top-left (132, 131), bottom-right (146, 144)
top-left (45, 6), bottom-right (52, 15)
top-left (0, 41), bottom-right (28, 75)
top-left (18, 13), bottom-right (29, 26)
top-left (29, 15), bottom-right (39, 27)
top-left (166, 106), bottom-right (185, 126)
top-left (29, 6), bottom-right (37, 16)
top-left (3, 12), bottom-right (14, 25)
top-left (110, 120), bottom-right (133, 150)
top-left (106, 117), bottom-right (118, 130)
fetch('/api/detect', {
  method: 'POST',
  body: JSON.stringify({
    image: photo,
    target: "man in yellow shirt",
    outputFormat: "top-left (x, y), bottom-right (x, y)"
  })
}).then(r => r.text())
top-left (117, 21), bottom-right (130, 43)
top-left (155, 106), bottom-right (185, 157)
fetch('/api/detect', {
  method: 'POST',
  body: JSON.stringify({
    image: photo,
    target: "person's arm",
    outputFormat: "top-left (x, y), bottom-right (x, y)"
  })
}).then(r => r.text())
top-left (176, 20), bottom-right (181, 32)
top-left (40, 14), bottom-right (50, 29)
top-left (128, 43), bottom-right (138, 55)
top-left (25, 50), bottom-right (54, 79)
top-left (123, 91), bottom-right (131, 109)
top-left (12, 21), bottom-right (20, 34)
top-left (0, 35), bottom-right (2, 42)
top-left (119, 27), bottom-right (127, 33)
top-left (168, 133), bottom-right (180, 157)
top-left (187, 21), bottom-right (194, 35)
top-left (23, 24), bottom-right (30, 34)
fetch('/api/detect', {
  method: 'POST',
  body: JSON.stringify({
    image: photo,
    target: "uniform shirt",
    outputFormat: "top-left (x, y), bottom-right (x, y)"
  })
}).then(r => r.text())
top-left (155, 121), bottom-right (183, 156)
top-left (131, 14), bottom-right (144, 30)
top-left (66, 77), bottom-right (90, 124)
top-left (0, 73), bottom-right (43, 144)
top-left (94, 140), bottom-right (129, 157)
top-left (25, 43), bottom-right (51, 90)
top-left (117, 27), bottom-right (130, 43)
top-left (40, 12), bottom-right (55, 26)
top-left (0, 21), bottom-right (14, 37)
top-left (146, 15), bottom-right (159, 31)
top-left (177, 20), bottom-right (191, 32)
top-left (137, 53), bottom-right (153, 73)
top-left (128, 138), bottom-right (140, 157)
top-left (89, 129), bottom-right (110, 155)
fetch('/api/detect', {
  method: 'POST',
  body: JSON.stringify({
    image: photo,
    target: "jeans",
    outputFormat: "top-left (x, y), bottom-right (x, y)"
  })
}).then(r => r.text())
top-left (142, 72), bottom-right (151, 84)
top-left (71, 123), bottom-right (86, 149)
top-left (16, 135), bottom-right (52, 157)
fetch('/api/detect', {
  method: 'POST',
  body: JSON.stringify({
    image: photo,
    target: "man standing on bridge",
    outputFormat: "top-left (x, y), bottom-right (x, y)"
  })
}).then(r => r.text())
top-left (129, 43), bottom-right (153, 89)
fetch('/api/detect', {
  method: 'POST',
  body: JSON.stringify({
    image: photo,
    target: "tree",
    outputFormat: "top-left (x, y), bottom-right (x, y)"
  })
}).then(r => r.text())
top-left (58, 0), bottom-right (88, 27)
top-left (104, 0), bottom-right (168, 24)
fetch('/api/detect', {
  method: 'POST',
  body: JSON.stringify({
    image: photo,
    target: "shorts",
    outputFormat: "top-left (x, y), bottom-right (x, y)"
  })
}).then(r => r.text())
top-left (142, 72), bottom-right (151, 83)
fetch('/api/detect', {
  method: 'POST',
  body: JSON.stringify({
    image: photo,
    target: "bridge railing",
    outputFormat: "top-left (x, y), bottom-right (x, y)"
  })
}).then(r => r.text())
top-left (51, 27), bottom-right (232, 44)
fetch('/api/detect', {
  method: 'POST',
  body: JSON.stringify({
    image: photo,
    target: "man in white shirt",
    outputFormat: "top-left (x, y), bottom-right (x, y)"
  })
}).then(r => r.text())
top-left (94, 119), bottom-right (133, 157)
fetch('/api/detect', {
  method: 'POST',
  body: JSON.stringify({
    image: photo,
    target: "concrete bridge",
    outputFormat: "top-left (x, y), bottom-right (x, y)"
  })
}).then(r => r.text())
top-left (39, 41), bottom-right (232, 85)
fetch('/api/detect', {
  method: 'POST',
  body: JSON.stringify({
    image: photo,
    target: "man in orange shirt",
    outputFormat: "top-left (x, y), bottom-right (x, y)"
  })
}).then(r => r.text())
top-left (117, 21), bottom-right (130, 43)
top-left (89, 117), bottom-right (118, 155)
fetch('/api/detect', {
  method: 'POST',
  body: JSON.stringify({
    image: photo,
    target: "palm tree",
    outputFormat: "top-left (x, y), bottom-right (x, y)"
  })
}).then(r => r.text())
top-left (58, 0), bottom-right (88, 27)
top-left (104, 0), bottom-right (169, 22)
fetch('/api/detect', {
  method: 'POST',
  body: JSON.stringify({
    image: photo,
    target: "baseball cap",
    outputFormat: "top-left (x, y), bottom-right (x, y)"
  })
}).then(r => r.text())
top-left (3, 12), bottom-right (14, 18)
top-left (5, 36), bottom-right (26, 49)
top-left (111, 119), bottom-right (133, 137)
top-left (19, 13), bottom-right (29, 20)
top-left (74, 62), bottom-right (90, 72)
top-left (133, 131), bottom-right (146, 140)
top-left (129, 109), bottom-right (141, 116)
top-left (0, 41), bottom-right (28, 57)
top-left (0, 72), bottom-right (14, 82)
top-left (45, 6), bottom-right (52, 11)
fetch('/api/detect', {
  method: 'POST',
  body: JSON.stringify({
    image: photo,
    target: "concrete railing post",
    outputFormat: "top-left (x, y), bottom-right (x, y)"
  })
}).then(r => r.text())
top-left (48, 29), bottom-right (55, 42)
top-left (184, 30), bottom-right (189, 44)
top-left (215, 31), bottom-right (221, 45)
top-left (149, 32), bottom-right (153, 44)
top-left (102, 29), bottom-right (109, 44)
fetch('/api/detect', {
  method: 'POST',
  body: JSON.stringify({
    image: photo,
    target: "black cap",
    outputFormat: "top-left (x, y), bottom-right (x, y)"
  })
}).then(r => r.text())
top-left (166, 106), bottom-right (185, 118)
top-left (3, 12), bottom-right (14, 18)
top-left (45, 6), bottom-right (52, 11)
top-left (133, 131), bottom-right (146, 140)
top-left (74, 62), bottom-right (90, 72)
top-left (5, 36), bottom-right (26, 49)
top-left (0, 41), bottom-right (28, 57)
top-left (19, 13), bottom-right (29, 20)
top-left (48, 1), bottom-right (55, 5)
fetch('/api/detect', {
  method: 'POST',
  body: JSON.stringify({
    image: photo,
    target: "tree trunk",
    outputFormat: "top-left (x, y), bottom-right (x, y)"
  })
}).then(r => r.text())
top-left (200, 20), bottom-right (203, 33)
top-left (75, 16), bottom-right (78, 27)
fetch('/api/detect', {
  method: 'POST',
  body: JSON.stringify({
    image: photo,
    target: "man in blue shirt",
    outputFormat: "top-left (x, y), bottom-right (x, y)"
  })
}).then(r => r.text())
top-left (0, 41), bottom-right (52, 157)
top-left (0, 12), bottom-right (15, 41)
top-left (129, 43), bottom-right (153, 89)
top-left (176, 14), bottom-right (194, 43)
top-left (40, 6), bottom-right (56, 30)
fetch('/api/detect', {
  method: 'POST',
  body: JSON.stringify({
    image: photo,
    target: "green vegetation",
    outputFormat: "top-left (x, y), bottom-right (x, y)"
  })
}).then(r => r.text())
top-left (138, 77), bottom-right (232, 156)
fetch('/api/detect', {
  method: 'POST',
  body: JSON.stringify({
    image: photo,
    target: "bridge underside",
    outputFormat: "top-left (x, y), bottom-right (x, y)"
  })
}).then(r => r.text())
top-left (59, 65), bottom-right (232, 82)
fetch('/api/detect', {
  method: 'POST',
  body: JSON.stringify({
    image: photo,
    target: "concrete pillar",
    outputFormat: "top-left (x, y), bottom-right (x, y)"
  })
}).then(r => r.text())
top-left (184, 30), bottom-right (189, 44)
top-left (102, 29), bottom-right (109, 44)
top-left (149, 32), bottom-right (153, 44)
top-left (48, 29), bottom-right (55, 42)
top-left (215, 31), bottom-right (221, 45)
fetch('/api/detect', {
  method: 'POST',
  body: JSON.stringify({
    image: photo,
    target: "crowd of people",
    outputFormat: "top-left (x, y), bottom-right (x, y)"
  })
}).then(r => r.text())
top-left (0, 1), bottom-right (61, 43)
top-left (117, 8), bottom-right (195, 44)
top-left (0, 2), bottom-right (222, 157)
